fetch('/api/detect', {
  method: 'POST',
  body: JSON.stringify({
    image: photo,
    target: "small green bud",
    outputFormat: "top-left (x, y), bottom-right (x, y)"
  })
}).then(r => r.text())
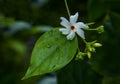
top-left (96, 25), bottom-right (104, 33)
top-left (88, 46), bottom-right (95, 52)
top-left (93, 43), bottom-right (102, 47)
top-left (87, 52), bottom-right (91, 59)
top-left (76, 52), bottom-right (86, 60)
top-left (86, 43), bottom-right (96, 52)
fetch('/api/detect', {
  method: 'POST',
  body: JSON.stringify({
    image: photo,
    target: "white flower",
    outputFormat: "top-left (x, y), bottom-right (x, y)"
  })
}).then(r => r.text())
top-left (59, 12), bottom-right (89, 40)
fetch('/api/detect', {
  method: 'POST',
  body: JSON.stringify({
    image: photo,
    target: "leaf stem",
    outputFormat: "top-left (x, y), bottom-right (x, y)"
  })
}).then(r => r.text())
top-left (64, 0), bottom-right (71, 17)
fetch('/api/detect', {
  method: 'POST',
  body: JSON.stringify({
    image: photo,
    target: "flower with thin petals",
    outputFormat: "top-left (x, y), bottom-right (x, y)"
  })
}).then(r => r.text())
top-left (59, 12), bottom-right (89, 40)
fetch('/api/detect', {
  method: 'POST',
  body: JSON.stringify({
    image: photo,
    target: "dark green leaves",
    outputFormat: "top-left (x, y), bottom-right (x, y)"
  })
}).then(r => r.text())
top-left (88, 0), bottom-right (108, 21)
top-left (22, 28), bottom-right (78, 80)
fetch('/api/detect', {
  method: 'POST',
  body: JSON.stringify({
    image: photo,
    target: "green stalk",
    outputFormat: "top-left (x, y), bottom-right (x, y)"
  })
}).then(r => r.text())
top-left (64, 0), bottom-right (71, 17)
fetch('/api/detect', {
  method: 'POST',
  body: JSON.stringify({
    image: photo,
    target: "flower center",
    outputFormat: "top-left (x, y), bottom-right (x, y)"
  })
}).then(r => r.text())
top-left (70, 25), bottom-right (75, 30)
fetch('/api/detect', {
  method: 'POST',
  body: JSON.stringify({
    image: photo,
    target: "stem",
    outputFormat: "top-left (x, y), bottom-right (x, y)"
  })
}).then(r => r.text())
top-left (82, 39), bottom-right (87, 44)
top-left (84, 28), bottom-right (97, 31)
top-left (86, 22), bottom-right (95, 25)
top-left (64, 0), bottom-right (71, 17)
top-left (82, 39), bottom-right (88, 52)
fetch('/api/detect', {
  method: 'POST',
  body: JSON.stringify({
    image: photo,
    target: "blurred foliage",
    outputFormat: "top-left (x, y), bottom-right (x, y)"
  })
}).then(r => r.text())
top-left (0, 2), bottom-right (52, 83)
top-left (87, 0), bottom-right (120, 84)
top-left (0, 0), bottom-right (120, 84)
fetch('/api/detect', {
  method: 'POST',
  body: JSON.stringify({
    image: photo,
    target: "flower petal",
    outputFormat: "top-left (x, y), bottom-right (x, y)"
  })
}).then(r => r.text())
top-left (67, 31), bottom-right (75, 40)
top-left (60, 17), bottom-right (71, 28)
top-left (76, 28), bottom-right (85, 39)
top-left (75, 22), bottom-right (89, 29)
top-left (59, 28), bottom-right (70, 35)
top-left (70, 12), bottom-right (78, 24)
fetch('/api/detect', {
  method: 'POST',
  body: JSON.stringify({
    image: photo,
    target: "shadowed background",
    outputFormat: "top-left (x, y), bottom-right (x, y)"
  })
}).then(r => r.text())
top-left (0, 0), bottom-right (120, 84)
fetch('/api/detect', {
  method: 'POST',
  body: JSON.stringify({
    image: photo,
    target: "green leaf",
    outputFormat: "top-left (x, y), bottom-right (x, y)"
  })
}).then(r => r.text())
top-left (22, 28), bottom-right (78, 80)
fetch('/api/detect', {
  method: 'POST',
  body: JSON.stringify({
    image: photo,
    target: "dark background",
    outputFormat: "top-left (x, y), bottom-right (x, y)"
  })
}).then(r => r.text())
top-left (0, 0), bottom-right (120, 84)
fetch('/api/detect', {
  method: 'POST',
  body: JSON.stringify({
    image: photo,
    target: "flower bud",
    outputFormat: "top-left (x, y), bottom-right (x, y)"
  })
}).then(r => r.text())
top-left (96, 25), bottom-right (104, 33)
top-left (87, 52), bottom-right (91, 59)
top-left (88, 47), bottom-right (95, 52)
top-left (76, 52), bottom-right (86, 60)
top-left (93, 43), bottom-right (102, 47)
